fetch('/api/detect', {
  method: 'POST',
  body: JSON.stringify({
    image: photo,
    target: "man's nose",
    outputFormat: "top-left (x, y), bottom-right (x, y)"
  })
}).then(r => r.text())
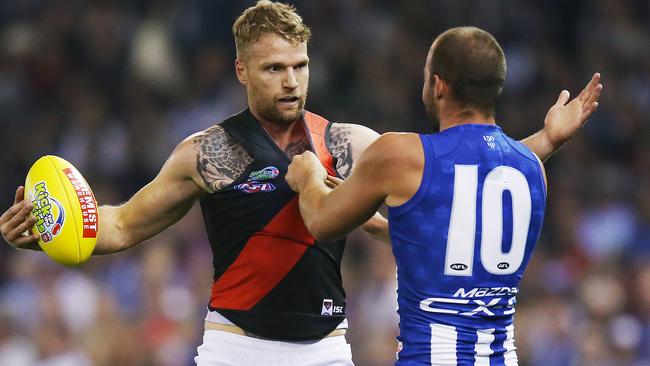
top-left (284, 68), bottom-right (299, 89)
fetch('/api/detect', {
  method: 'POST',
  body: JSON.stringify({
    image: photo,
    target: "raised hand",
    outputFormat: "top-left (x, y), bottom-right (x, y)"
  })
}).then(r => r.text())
top-left (543, 73), bottom-right (603, 150)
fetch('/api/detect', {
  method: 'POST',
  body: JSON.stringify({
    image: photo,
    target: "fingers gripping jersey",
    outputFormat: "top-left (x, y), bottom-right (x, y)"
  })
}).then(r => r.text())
top-left (200, 109), bottom-right (346, 341)
top-left (388, 125), bottom-right (546, 365)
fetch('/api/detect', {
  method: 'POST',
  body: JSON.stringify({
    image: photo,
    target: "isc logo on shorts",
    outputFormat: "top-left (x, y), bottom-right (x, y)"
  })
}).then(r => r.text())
top-left (321, 299), bottom-right (343, 315)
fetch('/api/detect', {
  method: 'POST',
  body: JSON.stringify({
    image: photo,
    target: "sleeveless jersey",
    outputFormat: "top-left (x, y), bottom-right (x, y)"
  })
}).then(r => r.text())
top-left (200, 108), bottom-right (346, 341)
top-left (388, 124), bottom-right (546, 365)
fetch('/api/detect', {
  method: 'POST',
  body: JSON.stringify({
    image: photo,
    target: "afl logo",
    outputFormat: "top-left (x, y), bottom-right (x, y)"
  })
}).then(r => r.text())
top-left (497, 262), bottom-right (510, 270)
top-left (450, 263), bottom-right (468, 271)
top-left (235, 182), bottom-right (276, 194)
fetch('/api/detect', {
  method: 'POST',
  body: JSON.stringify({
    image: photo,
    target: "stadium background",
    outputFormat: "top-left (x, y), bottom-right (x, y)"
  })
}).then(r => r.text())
top-left (0, 0), bottom-right (648, 365)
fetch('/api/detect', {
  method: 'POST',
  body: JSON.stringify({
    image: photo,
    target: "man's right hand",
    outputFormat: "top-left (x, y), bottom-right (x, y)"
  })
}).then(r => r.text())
top-left (0, 186), bottom-right (41, 250)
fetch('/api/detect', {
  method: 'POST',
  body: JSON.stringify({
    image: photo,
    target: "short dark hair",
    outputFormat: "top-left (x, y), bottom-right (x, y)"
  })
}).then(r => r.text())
top-left (430, 27), bottom-right (506, 116)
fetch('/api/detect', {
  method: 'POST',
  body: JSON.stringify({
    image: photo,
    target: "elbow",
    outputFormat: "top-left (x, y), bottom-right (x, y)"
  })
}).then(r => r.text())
top-left (313, 231), bottom-right (338, 243)
top-left (306, 220), bottom-right (341, 243)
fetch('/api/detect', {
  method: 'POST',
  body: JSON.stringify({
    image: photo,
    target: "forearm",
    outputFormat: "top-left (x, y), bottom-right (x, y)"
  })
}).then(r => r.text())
top-left (361, 212), bottom-right (390, 244)
top-left (298, 180), bottom-right (331, 241)
top-left (93, 205), bottom-right (131, 255)
top-left (520, 129), bottom-right (558, 162)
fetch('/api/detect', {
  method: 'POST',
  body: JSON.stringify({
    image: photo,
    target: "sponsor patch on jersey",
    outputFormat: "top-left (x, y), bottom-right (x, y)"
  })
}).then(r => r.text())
top-left (248, 166), bottom-right (279, 181)
top-left (321, 298), bottom-right (344, 315)
top-left (235, 182), bottom-right (276, 194)
top-left (235, 166), bottom-right (280, 193)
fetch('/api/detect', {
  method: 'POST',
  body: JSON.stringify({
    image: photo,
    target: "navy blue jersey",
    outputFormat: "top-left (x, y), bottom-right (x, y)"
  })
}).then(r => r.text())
top-left (388, 124), bottom-right (546, 365)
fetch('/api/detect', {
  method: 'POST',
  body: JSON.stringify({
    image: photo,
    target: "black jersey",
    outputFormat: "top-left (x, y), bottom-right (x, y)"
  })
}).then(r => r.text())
top-left (200, 108), bottom-right (346, 341)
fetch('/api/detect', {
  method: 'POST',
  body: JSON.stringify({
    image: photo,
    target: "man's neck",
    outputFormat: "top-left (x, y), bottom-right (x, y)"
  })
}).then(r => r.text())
top-left (250, 109), bottom-right (307, 152)
top-left (438, 108), bottom-right (496, 131)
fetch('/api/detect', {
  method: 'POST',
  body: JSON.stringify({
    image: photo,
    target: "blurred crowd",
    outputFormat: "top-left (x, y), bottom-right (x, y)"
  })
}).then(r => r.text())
top-left (0, 0), bottom-right (648, 365)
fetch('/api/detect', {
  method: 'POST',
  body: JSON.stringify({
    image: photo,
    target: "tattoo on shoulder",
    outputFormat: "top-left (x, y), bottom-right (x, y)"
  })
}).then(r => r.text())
top-left (328, 124), bottom-right (353, 178)
top-left (193, 125), bottom-right (253, 193)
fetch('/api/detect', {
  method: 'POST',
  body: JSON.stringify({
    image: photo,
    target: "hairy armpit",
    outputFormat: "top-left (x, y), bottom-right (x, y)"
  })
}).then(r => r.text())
top-left (193, 125), bottom-right (253, 193)
top-left (328, 124), bottom-right (353, 178)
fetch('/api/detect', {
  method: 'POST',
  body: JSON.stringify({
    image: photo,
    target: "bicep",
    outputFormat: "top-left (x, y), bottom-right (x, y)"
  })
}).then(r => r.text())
top-left (120, 166), bottom-right (200, 244)
top-left (97, 141), bottom-right (204, 252)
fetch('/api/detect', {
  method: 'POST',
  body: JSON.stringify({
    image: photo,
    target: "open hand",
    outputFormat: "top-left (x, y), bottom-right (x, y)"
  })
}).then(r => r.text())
top-left (543, 73), bottom-right (603, 149)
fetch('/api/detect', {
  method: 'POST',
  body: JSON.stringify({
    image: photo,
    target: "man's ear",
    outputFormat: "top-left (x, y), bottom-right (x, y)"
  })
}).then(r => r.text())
top-left (235, 58), bottom-right (247, 85)
top-left (433, 74), bottom-right (446, 100)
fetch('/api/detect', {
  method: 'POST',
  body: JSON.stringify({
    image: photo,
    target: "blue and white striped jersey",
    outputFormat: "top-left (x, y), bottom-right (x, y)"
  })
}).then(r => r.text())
top-left (388, 124), bottom-right (546, 365)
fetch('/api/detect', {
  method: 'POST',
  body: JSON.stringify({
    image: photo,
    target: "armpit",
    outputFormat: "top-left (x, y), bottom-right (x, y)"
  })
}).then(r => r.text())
top-left (328, 123), bottom-right (353, 178)
top-left (192, 125), bottom-right (253, 193)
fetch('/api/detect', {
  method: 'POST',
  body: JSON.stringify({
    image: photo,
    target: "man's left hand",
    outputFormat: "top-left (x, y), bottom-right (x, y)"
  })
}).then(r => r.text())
top-left (543, 72), bottom-right (603, 150)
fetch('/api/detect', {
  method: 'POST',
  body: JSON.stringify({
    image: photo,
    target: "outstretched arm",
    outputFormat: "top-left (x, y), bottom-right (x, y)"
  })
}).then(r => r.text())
top-left (1, 124), bottom-right (249, 255)
top-left (324, 175), bottom-right (390, 243)
top-left (0, 139), bottom-right (204, 254)
top-left (95, 124), bottom-right (252, 253)
top-left (288, 134), bottom-right (415, 242)
top-left (93, 140), bottom-right (203, 254)
top-left (287, 150), bottom-right (386, 242)
top-left (521, 73), bottom-right (603, 161)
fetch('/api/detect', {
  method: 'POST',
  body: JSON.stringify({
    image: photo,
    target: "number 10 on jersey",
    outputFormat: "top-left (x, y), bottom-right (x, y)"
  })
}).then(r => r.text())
top-left (445, 165), bottom-right (532, 276)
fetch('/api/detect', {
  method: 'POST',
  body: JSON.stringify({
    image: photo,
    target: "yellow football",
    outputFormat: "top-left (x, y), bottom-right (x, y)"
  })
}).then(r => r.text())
top-left (24, 155), bottom-right (98, 266)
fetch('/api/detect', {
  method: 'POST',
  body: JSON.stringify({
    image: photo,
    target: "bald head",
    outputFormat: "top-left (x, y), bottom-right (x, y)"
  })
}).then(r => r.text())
top-left (428, 27), bottom-right (506, 117)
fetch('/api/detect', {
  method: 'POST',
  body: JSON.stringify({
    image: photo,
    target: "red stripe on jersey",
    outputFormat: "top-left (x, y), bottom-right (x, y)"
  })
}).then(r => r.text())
top-left (210, 196), bottom-right (315, 310)
top-left (304, 111), bottom-right (338, 176)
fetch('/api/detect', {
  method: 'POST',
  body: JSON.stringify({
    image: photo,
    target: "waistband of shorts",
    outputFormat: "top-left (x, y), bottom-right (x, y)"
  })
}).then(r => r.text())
top-left (204, 309), bottom-right (349, 329)
top-left (204, 321), bottom-right (346, 340)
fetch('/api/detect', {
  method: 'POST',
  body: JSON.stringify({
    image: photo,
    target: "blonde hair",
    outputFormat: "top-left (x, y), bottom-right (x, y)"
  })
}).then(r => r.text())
top-left (233, 0), bottom-right (311, 57)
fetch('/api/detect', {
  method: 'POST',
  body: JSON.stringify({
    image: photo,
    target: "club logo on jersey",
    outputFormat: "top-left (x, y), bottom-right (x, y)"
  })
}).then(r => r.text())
top-left (31, 181), bottom-right (65, 243)
top-left (248, 166), bottom-right (279, 181)
top-left (321, 299), bottom-right (333, 315)
top-left (321, 299), bottom-right (344, 316)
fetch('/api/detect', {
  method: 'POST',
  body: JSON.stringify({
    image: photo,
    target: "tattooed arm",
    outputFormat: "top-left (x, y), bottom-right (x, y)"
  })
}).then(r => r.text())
top-left (92, 125), bottom-right (251, 254)
top-left (328, 123), bottom-right (379, 179)
top-left (193, 125), bottom-right (253, 192)
top-left (327, 123), bottom-right (390, 243)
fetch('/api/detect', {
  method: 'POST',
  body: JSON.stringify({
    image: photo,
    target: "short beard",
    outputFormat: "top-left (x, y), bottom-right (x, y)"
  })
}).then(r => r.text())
top-left (259, 97), bottom-right (306, 125)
